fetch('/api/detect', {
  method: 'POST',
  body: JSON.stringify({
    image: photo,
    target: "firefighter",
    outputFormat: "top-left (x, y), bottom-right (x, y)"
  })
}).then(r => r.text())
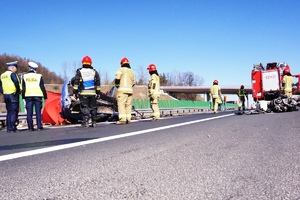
top-left (115, 57), bottom-right (135, 125)
top-left (73, 56), bottom-right (101, 128)
top-left (22, 62), bottom-right (47, 131)
top-left (147, 64), bottom-right (160, 120)
top-left (210, 80), bottom-right (222, 114)
top-left (237, 85), bottom-right (248, 111)
top-left (282, 67), bottom-right (293, 98)
top-left (0, 61), bottom-right (21, 133)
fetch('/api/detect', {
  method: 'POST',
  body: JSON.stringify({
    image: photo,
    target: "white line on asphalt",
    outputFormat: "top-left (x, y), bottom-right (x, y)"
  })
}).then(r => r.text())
top-left (0, 113), bottom-right (234, 162)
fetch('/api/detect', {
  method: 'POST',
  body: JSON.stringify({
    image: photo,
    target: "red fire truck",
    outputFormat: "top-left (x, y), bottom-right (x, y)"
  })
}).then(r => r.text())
top-left (251, 62), bottom-right (300, 111)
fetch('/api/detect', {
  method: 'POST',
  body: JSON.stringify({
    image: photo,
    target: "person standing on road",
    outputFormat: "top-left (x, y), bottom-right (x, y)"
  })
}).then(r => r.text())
top-left (237, 85), bottom-right (247, 111)
top-left (282, 66), bottom-right (293, 98)
top-left (73, 56), bottom-right (101, 128)
top-left (22, 61), bottom-right (47, 131)
top-left (114, 57), bottom-right (135, 125)
top-left (0, 61), bottom-right (21, 133)
top-left (147, 64), bottom-right (160, 120)
top-left (210, 80), bottom-right (222, 114)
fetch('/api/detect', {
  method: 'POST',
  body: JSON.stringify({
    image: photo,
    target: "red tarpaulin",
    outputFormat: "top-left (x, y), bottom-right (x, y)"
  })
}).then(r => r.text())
top-left (42, 91), bottom-right (65, 125)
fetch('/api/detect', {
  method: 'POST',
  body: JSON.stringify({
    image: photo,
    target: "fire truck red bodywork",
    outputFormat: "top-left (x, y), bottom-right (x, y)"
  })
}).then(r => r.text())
top-left (252, 62), bottom-right (300, 101)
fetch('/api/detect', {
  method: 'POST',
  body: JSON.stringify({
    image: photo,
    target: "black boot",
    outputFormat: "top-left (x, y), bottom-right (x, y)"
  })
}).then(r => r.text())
top-left (91, 111), bottom-right (97, 127)
top-left (81, 116), bottom-right (89, 128)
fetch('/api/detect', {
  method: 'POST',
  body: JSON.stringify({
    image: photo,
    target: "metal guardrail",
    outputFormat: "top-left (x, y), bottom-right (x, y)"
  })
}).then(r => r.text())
top-left (0, 112), bottom-right (34, 121)
top-left (0, 112), bottom-right (36, 129)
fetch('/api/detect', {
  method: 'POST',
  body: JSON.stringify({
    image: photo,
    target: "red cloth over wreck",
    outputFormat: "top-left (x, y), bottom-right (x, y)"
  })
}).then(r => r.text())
top-left (42, 91), bottom-right (65, 125)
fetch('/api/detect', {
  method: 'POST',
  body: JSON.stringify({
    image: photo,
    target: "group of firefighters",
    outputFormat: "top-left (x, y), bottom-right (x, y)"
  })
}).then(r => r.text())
top-left (209, 65), bottom-right (294, 114)
top-left (72, 56), bottom-right (161, 127)
top-left (0, 57), bottom-right (295, 131)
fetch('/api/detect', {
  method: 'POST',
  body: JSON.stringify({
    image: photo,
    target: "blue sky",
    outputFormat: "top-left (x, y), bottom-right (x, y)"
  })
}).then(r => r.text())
top-left (1, 0), bottom-right (299, 87)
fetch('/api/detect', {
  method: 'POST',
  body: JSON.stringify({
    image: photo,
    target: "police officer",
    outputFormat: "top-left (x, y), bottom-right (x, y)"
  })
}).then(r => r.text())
top-left (22, 62), bottom-right (47, 131)
top-left (147, 64), bottom-right (160, 120)
top-left (282, 66), bottom-right (293, 98)
top-left (0, 61), bottom-right (21, 133)
top-left (237, 85), bottom-right (247, 111)
top-left (210, 80), bottom-right (222, 114)
top-left (73, 56), bottom-right (101, 128)
top-left (115, 57), bottom-right (135, 125)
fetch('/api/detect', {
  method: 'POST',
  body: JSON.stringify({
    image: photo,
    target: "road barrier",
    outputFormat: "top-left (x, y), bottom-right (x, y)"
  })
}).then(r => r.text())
top-left (0, 99), bottom-right (237, 129)
top-left (132, 99), bottom-right (238, 110)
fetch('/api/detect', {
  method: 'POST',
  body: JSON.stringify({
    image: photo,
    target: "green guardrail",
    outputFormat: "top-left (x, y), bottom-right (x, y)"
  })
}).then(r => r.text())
top-left (18, 96), bottom-right (237, 111)
top-left (132, 99), bottom-right (238, 110)
top-left (18, 95), bottom-right (237, 112)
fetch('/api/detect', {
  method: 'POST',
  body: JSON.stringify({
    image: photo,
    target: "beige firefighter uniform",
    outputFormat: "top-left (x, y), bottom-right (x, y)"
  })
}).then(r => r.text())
top-left (210, 84), bottom-right (222, 113)
top-left (148, 73), bottom-right (160, 119)
top-left (282, 75), bottom-right (293, 98)
top-left (115, 67), bottom-right (135, 124)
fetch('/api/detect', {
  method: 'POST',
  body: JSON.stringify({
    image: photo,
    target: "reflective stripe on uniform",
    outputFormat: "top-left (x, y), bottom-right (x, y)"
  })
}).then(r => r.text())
top-left (1, 71), bottom-right (18, 94)
top-left (23, 73), bottom-right (43, 97)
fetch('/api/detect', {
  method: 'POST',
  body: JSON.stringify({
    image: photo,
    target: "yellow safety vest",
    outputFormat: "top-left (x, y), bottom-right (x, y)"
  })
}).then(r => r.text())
top-left (115, 67), bottom-right (135, 94)
top-left (237, 89), bottom-right (246, 97)
top-left (23, 73), bottom-right (43, 97)
top-left (0, 71), bottom-right (20, 94)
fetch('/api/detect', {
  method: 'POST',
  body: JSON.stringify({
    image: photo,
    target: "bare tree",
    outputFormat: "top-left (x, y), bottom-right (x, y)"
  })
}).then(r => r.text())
top-left (182, 71), bottom-right (204, 86)
top-left (165, 70), bottom-right (205, 100)
top-left (60, 61), bottom-right (81, 81)
top-left (160, 73), bottom-right (168, 86)
top-left (62, 62), bottom-right (69, 81)
top-left (134, 65), bottom-right (148, 85)
top-left (100, 70), bottom-right (111, 85)
top-left (71, 61), bottom-right (80, 77)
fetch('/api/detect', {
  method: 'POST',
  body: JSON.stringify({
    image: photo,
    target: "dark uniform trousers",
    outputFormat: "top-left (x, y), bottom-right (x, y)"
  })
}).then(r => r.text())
top-left (80, 95), bottom-right (97, 122)
top-left (238, 96), bottom-right (246, 110)
top-left (4, 93), bottom-right (19, 132)
top-left (25, 97), bottom-right (43, 130)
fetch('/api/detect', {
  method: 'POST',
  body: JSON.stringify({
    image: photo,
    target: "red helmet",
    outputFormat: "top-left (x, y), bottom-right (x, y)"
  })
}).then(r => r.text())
top-left (283, 65), bottom-right (290, 74)
top-left (147, 64), bottom-right (157, 72)
top-left (82, 56), bottom-right (92, 65)
top-left (120, 57), bottom-right (130, 65)
top-left (213, 80), bottom-right (218, 84)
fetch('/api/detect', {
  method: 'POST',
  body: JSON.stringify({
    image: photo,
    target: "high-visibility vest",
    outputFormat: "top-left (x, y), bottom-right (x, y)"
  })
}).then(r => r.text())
top-left (23, 73), bottom-right (43, 97)
top-left (237, 89), bottom-right (246, 97)
top-left (79, 68), bottom-right (98, 95)
top-left (0, 71), bottom-right (19, 94)
top-left (115, 67), bottom-right (135, 94)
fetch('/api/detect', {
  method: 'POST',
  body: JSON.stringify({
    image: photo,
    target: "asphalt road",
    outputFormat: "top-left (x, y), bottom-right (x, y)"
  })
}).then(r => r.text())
top-left (0, 110), bottom-right (300, 200)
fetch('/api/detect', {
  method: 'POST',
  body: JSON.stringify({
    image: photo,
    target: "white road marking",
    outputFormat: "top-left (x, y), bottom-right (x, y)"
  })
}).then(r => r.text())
top-left (0, 114), bottom-right (234, 162)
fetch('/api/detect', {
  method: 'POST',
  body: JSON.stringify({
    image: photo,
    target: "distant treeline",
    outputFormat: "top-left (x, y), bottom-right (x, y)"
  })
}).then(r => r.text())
top-left (0, 53), bottom-right (64, 84)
